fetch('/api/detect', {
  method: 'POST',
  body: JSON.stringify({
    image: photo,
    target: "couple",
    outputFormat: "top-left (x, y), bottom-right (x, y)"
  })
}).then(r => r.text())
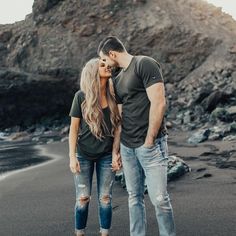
top-left (68, 36), bottom-right (176, 236)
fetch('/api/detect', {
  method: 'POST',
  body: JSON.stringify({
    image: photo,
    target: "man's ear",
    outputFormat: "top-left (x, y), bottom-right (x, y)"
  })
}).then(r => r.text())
top-left (109, 50), bottom-right (116, 59)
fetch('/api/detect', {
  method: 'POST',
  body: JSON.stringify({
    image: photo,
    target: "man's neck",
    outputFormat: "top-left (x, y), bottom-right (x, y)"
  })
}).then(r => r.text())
top-left (118, 53), bottom-right (133, 70)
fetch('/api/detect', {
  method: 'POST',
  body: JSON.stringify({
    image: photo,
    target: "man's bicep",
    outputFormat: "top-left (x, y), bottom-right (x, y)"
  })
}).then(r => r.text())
top-left (138, 57), bottom-right (163, 89)
top-left (146, 83), bottom-right (166, 104)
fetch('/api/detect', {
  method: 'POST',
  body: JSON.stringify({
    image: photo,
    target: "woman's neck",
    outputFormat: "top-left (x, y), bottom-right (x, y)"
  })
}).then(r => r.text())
top-left (100, 79), bottom-right (108, 108)
top-left (100, 78), bottom-right (107, 96)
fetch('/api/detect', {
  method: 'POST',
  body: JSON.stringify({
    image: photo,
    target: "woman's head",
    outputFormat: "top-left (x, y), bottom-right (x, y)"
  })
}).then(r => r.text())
top-left (80, 58), bottom-right (120, 140)
top-left (99, 60), bottom-right (112, 79)
top-left (80, 58), bottom-right (110, 92)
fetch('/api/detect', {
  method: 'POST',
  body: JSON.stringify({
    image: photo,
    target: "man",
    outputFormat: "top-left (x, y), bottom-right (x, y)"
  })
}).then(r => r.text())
top-left (98, 36), bottom-right (176, 236)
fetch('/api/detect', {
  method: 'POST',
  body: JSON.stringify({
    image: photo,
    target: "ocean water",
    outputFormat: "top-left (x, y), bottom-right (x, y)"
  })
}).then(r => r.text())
top-left (0, 140), bottom-right (51, 175)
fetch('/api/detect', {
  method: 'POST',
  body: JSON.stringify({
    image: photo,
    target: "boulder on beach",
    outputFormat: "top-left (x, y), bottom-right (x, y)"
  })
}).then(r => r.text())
top-left (187, 129), bottom-right (211, 144)
top-left (115, 155), bottom-right (191, 190)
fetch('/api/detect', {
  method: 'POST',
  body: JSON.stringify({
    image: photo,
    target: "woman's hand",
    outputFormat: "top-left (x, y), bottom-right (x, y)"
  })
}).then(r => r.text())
top-left (69, 154), bottom-right (81, 174)
top-left (112, 151), bottom-right (122, 172)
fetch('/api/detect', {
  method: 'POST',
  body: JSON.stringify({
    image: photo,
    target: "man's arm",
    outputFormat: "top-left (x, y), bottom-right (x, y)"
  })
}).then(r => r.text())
top-left (144, 83), bottom-right (166, 147)
top-left (112, 104), bottom-right (122, 153)
top-left (112, 104), bottom-right (122, 171)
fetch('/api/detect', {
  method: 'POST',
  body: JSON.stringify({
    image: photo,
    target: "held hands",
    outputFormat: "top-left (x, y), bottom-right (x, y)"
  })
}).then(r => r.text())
top-left (69, 153), bottom-right (81, 174)
top-left (69, 152), bottom-right (122, 173)
top-left (112, 151), bottom-right (122, 172)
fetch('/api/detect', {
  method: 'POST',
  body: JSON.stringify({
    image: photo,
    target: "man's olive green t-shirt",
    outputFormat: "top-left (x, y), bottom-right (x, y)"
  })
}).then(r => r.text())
top-left (69, 90), bottom-right (113, 160)
top-left (112, 55), bottom-right (167, 148)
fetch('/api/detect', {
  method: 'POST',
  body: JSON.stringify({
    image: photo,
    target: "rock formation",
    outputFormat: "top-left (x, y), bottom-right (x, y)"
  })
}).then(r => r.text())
top-left (0, 0), bottom-right (235, 141)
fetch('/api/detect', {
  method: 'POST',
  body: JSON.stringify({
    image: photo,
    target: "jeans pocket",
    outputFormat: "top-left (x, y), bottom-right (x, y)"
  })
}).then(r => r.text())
top-left (141, 136), bottom-right (160, 151)
top-left (141, 144), bottom-right (156, 150)
top-left (141, 144), bottom-right (161, 159)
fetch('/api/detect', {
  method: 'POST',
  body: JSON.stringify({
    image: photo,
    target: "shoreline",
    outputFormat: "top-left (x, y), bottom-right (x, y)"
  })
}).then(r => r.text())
top-left (0, 130), bottom-right (235, 182)
top-left (0, 141), bottom-right (65, 182)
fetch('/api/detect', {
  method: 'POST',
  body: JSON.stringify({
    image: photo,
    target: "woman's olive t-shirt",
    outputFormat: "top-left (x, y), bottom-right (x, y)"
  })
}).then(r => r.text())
top-left (69, 90), bottom-right (113, 160)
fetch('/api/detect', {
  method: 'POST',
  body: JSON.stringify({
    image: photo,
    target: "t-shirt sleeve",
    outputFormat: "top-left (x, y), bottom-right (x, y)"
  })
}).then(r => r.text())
top-left (69, 91), bottom-right (83, 118)
top-left (111, 77), bottom-right (123, 104)
top-left (137, 57), bottom-right (164, 89)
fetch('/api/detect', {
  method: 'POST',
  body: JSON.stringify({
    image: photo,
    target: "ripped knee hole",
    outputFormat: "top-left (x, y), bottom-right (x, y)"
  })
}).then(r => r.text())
top-left (78, 196), bottom-right (90, 205)
top-left (100, 195), bottom-right (111, 204)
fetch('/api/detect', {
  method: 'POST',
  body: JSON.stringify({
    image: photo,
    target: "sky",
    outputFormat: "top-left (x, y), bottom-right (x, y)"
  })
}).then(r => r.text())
top-left (206, 0), bottom-right (236, 20)
top-left (0, 0), bottom-right (235, 24)
top-left (0, 0), bottom-right (34, 24)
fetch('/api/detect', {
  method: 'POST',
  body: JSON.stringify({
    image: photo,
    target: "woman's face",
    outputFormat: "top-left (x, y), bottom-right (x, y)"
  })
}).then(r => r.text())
top-left (98, 60), bottom-right (111, 79)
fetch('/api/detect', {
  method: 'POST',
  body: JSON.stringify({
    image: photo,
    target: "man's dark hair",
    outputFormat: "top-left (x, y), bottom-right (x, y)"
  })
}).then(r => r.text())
top-left (97, 36), bottom-right (126, 55)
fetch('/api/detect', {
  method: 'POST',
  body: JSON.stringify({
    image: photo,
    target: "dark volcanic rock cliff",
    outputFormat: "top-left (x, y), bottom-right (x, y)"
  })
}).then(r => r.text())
top-left (0, 0), bottom-right (236, 135)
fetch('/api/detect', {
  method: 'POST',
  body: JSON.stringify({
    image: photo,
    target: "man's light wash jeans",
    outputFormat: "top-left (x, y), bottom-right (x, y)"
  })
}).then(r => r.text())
top-left (120, 135), bottom-right (176, 236)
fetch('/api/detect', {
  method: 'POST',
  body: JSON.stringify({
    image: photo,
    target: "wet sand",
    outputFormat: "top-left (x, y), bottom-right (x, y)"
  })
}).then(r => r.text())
top-left (0, 131), bottom-right (235, 236)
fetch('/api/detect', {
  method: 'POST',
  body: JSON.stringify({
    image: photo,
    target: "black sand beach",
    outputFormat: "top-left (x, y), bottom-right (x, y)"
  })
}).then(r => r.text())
top-left (0, 132), bottom-right (236, 236)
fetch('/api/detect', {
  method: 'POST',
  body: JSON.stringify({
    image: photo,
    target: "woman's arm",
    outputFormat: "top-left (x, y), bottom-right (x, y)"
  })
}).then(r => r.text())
top-left (69, 117), bottom-right (81, 173)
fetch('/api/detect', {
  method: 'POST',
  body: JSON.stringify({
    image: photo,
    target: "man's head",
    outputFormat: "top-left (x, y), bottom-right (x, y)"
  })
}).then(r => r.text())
top-left (98, 36), bottom-right (126, 67)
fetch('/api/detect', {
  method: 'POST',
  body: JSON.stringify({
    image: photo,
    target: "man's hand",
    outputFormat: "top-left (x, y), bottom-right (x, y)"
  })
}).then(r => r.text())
top-left (112, 151), bottom-right (122, 171)
top-left (143, 136), bottom-right (154, 148)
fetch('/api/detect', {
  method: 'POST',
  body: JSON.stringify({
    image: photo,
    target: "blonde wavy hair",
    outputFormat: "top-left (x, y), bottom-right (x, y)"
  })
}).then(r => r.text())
top-left (80, 58), bottom-right (121, 140)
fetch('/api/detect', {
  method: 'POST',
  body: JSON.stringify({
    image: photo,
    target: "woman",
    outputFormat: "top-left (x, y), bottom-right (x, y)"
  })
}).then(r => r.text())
top-left (68, 58), bottom-right (121, 236)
